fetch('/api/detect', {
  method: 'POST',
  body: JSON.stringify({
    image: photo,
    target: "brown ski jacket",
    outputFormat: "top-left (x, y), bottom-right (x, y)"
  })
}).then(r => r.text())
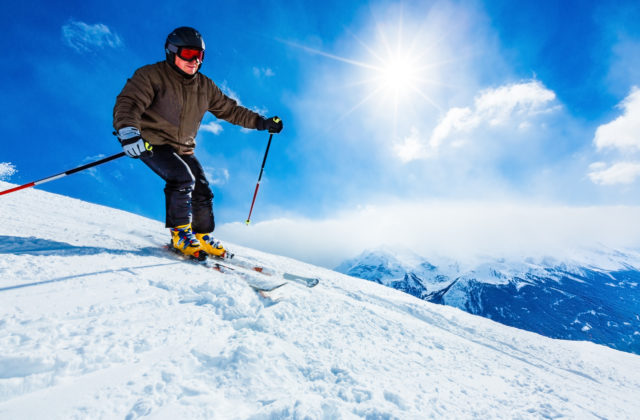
top-left (113, 61), bottom-right (261, 154)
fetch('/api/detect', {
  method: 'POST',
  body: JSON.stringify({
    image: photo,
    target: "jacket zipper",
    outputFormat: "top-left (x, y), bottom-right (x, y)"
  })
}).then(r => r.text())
top-left (177, 81), bottom-right (188, 143)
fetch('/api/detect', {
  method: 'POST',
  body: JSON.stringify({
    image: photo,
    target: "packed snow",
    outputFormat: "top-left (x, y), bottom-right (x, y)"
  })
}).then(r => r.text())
top-left (1, 180), bottom-right (640, 419)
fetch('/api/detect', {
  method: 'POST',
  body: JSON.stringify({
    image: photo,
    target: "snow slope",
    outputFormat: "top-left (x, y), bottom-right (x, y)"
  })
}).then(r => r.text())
top-left (1, 180), bottom-right (640, 419)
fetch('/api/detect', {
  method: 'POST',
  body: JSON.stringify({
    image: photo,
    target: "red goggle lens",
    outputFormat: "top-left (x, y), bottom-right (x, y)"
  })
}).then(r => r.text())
top-left (178, 48), bottom-right (204, 62)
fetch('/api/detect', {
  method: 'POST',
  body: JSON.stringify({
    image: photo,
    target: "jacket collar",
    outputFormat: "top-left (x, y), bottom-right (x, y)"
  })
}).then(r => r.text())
top-left (163, 60), bottom-right (199, 84)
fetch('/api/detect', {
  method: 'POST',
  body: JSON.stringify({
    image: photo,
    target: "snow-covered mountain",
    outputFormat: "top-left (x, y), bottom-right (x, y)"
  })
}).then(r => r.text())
top-left (336, 248), bottom-right (640, 355)
top-left (1, 180), bottom-right (640, 419)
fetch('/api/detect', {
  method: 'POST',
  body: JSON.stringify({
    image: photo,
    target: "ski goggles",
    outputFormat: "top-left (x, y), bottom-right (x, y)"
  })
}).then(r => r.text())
top-left (167, 44), bottom-right (205, 62)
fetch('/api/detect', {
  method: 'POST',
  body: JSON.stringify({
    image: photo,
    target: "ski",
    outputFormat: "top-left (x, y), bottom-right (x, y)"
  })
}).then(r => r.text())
top-left (207, 260), bottom-right (287, 292)
top-left (282, 272), bottom-right (320, 288)
top-left (165, 244), bottom-right (320, 290)
top-left (221, 249), bottom-right (320, 288)
top-left (212, 252), bottom-right (275, 276)
top-left (165, 244), bottom-right (285, 293)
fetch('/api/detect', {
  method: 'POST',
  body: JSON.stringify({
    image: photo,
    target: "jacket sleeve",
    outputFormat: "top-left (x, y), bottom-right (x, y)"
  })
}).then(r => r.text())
top-left (207, 81), bottom-right (261, 129)
top-left (113, 67), bottom-right (156, 131)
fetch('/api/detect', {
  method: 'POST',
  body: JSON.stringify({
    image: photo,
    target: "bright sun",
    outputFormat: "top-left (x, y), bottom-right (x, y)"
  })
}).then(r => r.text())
top-left (279, 13), bottom-right (447, 132)
top-left (379, 54), bottom-right (419, 96)
top-left (357, 40), bottom-right (441, 131)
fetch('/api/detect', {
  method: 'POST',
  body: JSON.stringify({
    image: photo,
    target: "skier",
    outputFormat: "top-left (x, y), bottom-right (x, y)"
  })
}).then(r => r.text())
top-left (113, 26), bottom-right (282, 259)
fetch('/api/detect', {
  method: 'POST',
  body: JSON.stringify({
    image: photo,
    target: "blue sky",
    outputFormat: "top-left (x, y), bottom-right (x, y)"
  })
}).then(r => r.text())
top-left (2, 0), bottom-right (640, 266)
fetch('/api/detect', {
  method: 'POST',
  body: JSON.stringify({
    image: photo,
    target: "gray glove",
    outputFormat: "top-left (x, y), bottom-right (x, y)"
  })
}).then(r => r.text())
top-left (117, 127), bottom-right (151, 158)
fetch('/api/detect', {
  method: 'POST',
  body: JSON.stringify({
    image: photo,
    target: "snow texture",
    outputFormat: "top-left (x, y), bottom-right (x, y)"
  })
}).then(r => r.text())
top-left (1, 180), bottom-right (640, 419)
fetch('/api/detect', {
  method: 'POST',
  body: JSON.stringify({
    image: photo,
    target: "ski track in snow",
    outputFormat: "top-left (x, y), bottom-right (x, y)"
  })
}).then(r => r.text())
top-left (1, 181), bottom-right (640, 419)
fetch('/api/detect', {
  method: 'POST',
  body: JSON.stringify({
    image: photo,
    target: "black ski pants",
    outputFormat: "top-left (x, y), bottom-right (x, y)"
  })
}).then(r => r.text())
top-left (141, 145), bottom-right (214, 233)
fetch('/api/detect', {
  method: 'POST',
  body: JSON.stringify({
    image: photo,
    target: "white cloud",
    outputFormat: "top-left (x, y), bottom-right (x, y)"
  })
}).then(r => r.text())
top-left (594, 86), bottom-right (640, 152)
top-left (62, 21), bottom-right (122, 53)
top-left (217, 201), bottom-right (640, 268)
top-left (205, 167), bottom-right (230, 186)
top-left (250, 106), bottom-right (269, 117)
top-left (588, 161), bottom-right (640, 185)
top-left (0, 162), bottom-right (16, 180)
top-left (428, 106), bottom-right (476, 151)
top-left (200, 121), bottom-right (223, 135)
top-left (219, 81), bottom-right (243, 105)
top-left (393, 127), bottom-right (431, 162)
top-left (216, 82), bottom-right (267, 130)
top-left (473, 81), bottom-right (557, 125)
top-left (395, 80), bottom-right (559, 162)
top-left (589, 87), bottom-right (640, 186)
top-left (253, 67), bottom-right (275, 78)
top-left (80, 155), bottom-right (109, 183)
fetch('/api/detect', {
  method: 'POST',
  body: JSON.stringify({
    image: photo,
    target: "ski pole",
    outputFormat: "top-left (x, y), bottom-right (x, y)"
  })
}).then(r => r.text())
top-left (245, 127), bottom-right (278, 225)
top-left (0, 152), bottom-right (126, 197)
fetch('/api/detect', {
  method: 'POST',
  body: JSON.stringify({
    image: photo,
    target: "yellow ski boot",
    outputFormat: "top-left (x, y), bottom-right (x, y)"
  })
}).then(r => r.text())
top-left (195, 233), bottom-right (226, 258)
top-left (170, 224), bottom-right (204, 259)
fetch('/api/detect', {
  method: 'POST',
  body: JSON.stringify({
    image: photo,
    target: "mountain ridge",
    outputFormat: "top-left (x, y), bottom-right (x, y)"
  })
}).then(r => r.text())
top-left (336, 248), bottom-right (640, 354)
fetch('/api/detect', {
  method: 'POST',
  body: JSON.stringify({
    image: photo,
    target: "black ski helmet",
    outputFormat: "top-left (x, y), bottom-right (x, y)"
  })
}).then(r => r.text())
top-left (165, 26), bottom-right (205, 75)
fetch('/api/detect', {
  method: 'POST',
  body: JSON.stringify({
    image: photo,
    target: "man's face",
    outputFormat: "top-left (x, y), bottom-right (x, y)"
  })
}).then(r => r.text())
top-left (174, 55), bottom-right (201, 75)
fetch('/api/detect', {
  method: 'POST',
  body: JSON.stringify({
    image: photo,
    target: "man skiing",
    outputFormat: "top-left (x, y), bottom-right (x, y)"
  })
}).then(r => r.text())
top-left (113, 26), bottom-right (282, 259)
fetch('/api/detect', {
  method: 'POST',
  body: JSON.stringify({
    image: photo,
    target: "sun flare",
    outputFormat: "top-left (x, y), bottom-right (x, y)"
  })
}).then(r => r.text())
top-left (279, 11), bottom-right (451, 134)
top-left (344, 19), bottom-right (446, 125)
